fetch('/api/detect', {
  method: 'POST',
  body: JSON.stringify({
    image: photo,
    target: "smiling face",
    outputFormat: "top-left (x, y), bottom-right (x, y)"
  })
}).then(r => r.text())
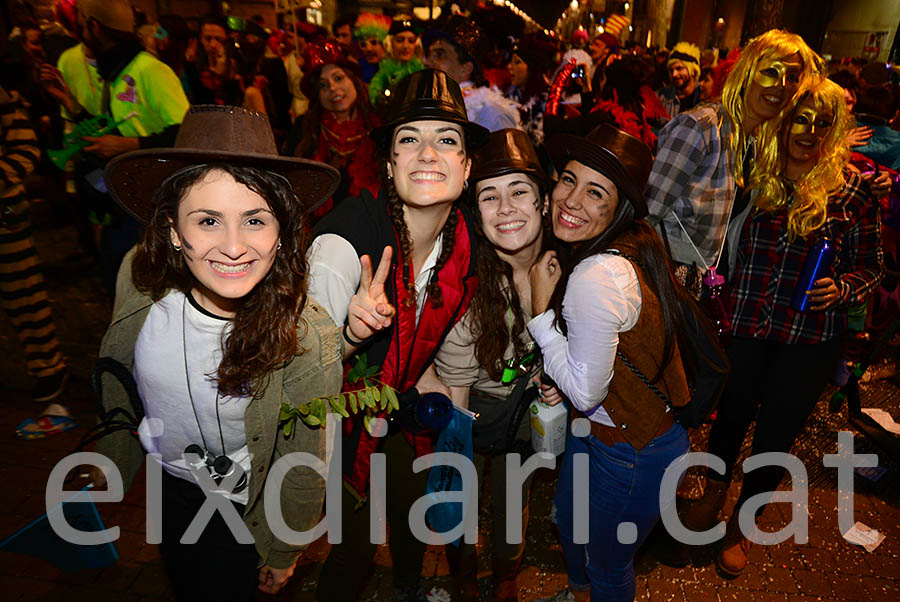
top-left (392, 31), bottom-right (418, 62)
top-left (668, 61), bottom-right (692, 90)
top-left (169, 169), bottom-right (280, 318)
top-left (784, 96), bottom-right (834, 170)
top-left (388, 120), bottom-right (471, 208)
top-left (508, 53), bottom-right (528, 89)
top-left (551, 160), bottom-right (619, 243)
top-left (744, 52), bottom-right (804, 127)
top-left (358, 36), bottom-right (384, 64)
top-left (317, 64), bottom-right (357, 118)
top-left (476, 173), bottom-right (544, 258)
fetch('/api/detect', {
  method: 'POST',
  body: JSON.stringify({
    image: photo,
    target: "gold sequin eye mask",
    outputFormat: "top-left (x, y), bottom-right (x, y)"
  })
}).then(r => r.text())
top-left (790, 107), bottom-right (834, 135)
top-left (753, 60), bottom-right (797, 88)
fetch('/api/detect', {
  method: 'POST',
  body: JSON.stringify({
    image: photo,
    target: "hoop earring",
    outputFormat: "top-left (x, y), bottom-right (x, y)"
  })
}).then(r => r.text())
top-left (463, 180), bottom-right (469, 191)
top-left (173, 244), bottom-right (182, 251)
top-left (277, 241), bottom-right (282, 250)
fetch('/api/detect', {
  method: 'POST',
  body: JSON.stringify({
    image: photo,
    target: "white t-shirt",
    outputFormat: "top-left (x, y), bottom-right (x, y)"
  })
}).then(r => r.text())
top-left (134, 290), bottom-right (252, 504)
top-left (527, 253), bottom-right (642, 427)
top-left (307, 232), bottom-right (443, 327)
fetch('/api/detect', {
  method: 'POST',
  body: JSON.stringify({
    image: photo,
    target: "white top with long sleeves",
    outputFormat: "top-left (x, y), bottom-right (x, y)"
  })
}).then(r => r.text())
top-left (527, 253), bottom-right (642, 426)
top-left (307, 232), bottom-right (443, 328)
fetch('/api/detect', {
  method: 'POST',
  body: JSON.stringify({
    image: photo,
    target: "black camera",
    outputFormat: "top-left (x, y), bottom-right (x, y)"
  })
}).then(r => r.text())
top-left (184, 444), bottom-right (248, 493)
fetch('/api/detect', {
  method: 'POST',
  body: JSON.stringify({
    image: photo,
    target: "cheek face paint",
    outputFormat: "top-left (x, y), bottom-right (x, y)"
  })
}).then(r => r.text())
top-left (753, 60), bottom-right (788, 88)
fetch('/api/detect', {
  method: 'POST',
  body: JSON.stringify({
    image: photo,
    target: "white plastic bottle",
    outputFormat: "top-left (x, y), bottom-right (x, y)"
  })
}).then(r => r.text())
top-left (529, 400), bottom-right (568, 456)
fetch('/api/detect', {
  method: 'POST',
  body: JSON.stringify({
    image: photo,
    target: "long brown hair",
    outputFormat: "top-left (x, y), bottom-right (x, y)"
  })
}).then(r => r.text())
top-left (131, 163), bottom-right (310, 397)
top-left (295, 66), bottom-right (374, 159)
top-left (468, 175), bottom-right (551, 381)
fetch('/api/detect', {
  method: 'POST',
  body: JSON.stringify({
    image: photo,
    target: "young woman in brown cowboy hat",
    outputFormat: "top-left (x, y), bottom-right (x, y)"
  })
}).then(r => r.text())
top-left (434, 128), bottom-right (557, 602)
top-left (308, 68), bottom-right (487, 601)
top-left (94, 105), bottom-right (343, 600)
top-left (529, 124), bottom-right (693, 601)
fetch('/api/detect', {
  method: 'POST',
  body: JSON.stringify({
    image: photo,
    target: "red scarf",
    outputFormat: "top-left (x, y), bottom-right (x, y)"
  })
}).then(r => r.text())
top-left (312, 111), bottom-right (381, 220)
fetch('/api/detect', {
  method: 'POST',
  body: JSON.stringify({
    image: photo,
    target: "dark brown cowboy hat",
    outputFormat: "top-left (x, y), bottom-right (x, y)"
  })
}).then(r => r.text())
top-left (370, 69), bottom-right (488, 150)
top-left (469, 128), bottom-right (549, 190)
top-left (545, 124), bottom-right (652, 218)
top-left (105, 105), bottom-right (340, 224)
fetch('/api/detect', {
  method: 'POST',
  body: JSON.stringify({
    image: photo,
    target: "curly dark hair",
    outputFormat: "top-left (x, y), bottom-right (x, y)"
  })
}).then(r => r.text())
top-left (131, 163), bottom-right (310, 397)
top-left (467, 175), bottom-right (552, 381)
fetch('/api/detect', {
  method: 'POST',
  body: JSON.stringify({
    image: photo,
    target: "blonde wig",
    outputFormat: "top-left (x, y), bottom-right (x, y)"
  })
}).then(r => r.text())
top-left (721, 29), bottom-right (823, 187)
top-left (750, 77), bottom-right (851, 240)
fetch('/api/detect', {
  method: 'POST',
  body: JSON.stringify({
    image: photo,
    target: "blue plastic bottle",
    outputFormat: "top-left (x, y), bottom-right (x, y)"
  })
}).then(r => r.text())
top-left (791, 238), bottom-right (836, 311)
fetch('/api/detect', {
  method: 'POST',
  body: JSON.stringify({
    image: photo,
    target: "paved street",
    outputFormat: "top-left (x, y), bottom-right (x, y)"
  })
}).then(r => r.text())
top-left (1, 199), bottom-right (899, 601)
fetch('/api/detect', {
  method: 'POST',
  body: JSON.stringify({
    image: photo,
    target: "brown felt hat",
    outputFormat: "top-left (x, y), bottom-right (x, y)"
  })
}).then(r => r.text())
top-left (469, 128), bottom-right (549, 189)
top-left (105, 105), bottom-right (340, 223)
top-left (545, 124), bottom-right (653, 218)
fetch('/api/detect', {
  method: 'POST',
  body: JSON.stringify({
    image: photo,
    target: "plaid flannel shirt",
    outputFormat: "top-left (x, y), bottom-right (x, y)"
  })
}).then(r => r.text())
top-left (729, 171), bottom-right (884, 344)
top-left (646, 103), bottom-right (736, 268)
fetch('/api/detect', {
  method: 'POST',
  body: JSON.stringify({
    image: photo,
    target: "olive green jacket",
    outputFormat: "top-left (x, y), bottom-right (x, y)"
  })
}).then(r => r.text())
top-left (95, 251), bottom-right (343, 569)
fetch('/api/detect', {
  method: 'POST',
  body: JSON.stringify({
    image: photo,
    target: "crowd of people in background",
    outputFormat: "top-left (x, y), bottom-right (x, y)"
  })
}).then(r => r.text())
top-left (1, 0), bottom-right (898, 601)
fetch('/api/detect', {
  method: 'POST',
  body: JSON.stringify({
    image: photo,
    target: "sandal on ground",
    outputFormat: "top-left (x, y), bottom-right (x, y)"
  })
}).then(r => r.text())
top-left (16, 409), bottom-right (77, 439)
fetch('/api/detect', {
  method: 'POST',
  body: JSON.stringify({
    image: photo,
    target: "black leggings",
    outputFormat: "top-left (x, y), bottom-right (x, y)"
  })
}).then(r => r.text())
top-left (706, 336), bottom-right (840, 515)
top-left (159, 470), bottom-right (259, 601)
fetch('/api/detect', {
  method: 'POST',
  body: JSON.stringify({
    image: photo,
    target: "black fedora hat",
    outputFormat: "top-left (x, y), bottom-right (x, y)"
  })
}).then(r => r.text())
top-left (370, 69), bottom-right (488, 149)
top-left (469, 128), bottom-right (549, 189)
top-left (105, 105), bottom-right (340, 223)
top-left (545, 124), bottom-right (653, 217)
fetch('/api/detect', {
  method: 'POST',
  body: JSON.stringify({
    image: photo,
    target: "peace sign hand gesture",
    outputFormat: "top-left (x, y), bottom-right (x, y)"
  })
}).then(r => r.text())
top-left (345, 246), bottom-right (396, 352)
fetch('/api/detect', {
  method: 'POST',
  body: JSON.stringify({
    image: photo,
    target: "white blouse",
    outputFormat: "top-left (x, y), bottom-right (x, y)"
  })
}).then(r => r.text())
top-left (527, 253), bottom-right (642, 426)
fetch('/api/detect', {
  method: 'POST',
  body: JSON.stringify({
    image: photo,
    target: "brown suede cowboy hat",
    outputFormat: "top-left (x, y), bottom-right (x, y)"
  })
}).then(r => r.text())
top-left (545, 124), bottom-right (653, 218)
top-left (105, 105), bottom-right (340, 223)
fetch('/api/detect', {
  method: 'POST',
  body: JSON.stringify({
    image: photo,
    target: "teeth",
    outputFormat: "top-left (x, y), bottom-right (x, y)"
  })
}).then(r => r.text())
top-left (211, 261), bottom-right (250, 273)
top-left (560, 211), bottom-right (586, 226)
top-left (763, 95), bottom-right (781, 104)
top-left (412, 172), bottom-right (445, 182)
top-left (496, 221), bottom-right (526, 231)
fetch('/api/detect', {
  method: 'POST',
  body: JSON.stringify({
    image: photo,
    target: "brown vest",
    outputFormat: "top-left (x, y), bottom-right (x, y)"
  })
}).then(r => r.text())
top-left (601, 248), bottom-right (690, 450)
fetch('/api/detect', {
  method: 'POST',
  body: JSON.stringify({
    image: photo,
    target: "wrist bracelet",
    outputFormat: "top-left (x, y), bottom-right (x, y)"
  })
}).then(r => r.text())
top-left (343, 324), bottom-right (367, 347)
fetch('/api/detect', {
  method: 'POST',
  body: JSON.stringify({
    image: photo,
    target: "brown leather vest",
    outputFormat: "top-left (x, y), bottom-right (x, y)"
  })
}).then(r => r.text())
top-left (601, 248), bottom-right (690, 450)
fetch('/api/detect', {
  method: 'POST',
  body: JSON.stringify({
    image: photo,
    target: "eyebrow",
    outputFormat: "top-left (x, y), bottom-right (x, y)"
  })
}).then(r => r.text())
top-left (187, 208), bottom-right (273, 217)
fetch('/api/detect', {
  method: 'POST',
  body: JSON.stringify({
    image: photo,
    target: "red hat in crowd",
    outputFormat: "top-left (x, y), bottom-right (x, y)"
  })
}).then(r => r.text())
top-left (299, 38), bottom-right (362, 99)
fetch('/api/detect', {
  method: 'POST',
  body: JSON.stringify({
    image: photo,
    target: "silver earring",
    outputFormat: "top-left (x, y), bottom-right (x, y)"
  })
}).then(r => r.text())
top-left (173, 244), bottom-right (182, 251)
top-left (463, 180), bottom-right (469, 191)
top-left (277, 241), bottom-right (282, 250)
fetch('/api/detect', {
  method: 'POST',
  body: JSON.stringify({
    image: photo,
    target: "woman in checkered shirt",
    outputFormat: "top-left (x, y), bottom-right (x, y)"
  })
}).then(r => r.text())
top-left (685, 77), bottom-right (884, 579)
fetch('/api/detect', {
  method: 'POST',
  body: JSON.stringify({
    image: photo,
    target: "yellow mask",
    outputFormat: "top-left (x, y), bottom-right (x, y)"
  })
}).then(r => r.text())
top-left (789, 106), bottom-right (834, 135)
top-left (752, 59), bottom-right (800, 88)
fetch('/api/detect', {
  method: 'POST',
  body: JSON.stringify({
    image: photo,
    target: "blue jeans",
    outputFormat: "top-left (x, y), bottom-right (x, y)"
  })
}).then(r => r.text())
top-left (554, 421), bottom-right (689, 601)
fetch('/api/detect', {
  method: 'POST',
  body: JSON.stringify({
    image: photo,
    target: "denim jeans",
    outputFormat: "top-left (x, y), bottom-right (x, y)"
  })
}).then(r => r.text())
top-left (554, 421), bottom-right (689, 601)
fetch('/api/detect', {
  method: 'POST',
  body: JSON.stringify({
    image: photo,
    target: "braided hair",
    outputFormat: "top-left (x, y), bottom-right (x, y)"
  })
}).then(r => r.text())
top-left (385, 179), bottom-right (460, 308)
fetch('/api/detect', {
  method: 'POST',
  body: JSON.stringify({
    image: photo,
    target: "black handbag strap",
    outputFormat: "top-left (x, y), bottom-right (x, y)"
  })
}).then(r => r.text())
top-left (607, 251), bottom-right (674, 409)
top-left (615, 349), bottom-right (672, 408)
